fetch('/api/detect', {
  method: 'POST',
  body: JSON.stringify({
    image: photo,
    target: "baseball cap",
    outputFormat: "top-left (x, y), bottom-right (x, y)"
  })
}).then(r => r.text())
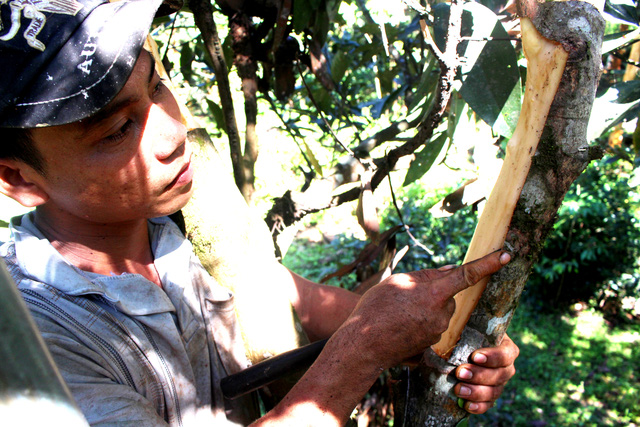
top-left (0, 0), bottom-right (181, 128)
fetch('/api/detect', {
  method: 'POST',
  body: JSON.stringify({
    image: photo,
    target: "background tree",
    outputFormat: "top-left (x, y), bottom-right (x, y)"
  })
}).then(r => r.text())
top-left (153, 0), bottom-right (640, 316)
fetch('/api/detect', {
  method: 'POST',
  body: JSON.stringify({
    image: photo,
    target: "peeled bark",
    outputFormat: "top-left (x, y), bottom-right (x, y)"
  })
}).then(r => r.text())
top-left (394, 2), bottom-right (605, 425)
top-left (432, 16), bottom-right (569, 358)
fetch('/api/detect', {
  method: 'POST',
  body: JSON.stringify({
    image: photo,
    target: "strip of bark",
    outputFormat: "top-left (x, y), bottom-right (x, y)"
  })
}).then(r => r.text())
top-left (393, 3), bottom-right (605, 425)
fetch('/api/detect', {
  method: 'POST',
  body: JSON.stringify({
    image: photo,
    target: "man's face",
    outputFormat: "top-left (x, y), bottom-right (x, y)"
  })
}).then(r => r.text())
top-left (27, 50), bottom-right (193, 224)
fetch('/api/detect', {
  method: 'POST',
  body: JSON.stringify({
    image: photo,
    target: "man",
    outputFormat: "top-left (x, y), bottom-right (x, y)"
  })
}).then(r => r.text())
top-left (0, 0), bottom-right (519, 425)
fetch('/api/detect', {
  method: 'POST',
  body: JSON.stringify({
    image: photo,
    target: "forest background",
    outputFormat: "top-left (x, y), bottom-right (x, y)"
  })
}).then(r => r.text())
top-left (1, 0), bottom-right (640, 424)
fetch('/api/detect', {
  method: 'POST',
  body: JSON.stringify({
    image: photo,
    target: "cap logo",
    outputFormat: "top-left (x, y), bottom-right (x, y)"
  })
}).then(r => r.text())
top-left (0, 0), bottom-right (83, 51)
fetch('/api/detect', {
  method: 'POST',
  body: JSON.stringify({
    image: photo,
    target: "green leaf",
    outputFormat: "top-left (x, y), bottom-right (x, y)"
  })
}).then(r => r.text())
top-left (331, 50), bottom-right (350, 84)
top-left (222, 33), bottom-right (234, 70)
top-left (588, 84), bottom-right (640, 139)
top-left (602, 28), bottom-right (640, 54)
top-left (292, 0), bottom-right (315, 33)
top-left (457, 3), bottom-right (521, 138)
top-left (180, 42), bottom-right (194, 83)
top-left (609, 81), bottom-right (640, 103)
top-left (302, 141), bottom-right (323, 177)
top-left (448, 91), bottom-right (466, 140)
top-left (408, 56), bottom-right (439, 117)
top-left (206, 98), bottom-right (226, 133)
top-left (370, 86), bottom-right (406, 119)
top-left (403, 133), bottom-right (448, 186)
top-left (604, 0), bottom-right (640, 25)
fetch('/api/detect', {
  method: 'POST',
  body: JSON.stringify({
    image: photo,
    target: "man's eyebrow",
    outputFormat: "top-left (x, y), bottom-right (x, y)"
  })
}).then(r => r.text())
top-left (144, 49), bottom-right (156, 85)
top-left (81, 96), bottom-right (138, 129)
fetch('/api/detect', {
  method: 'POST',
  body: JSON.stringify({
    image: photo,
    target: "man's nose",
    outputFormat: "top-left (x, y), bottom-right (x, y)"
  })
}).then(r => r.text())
top-left (148, 103), bottom-right (188, 160)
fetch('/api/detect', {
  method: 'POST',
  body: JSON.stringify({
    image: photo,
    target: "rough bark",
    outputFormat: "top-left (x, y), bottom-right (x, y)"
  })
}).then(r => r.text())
top-left (393, 2), bottom-right (605, 425)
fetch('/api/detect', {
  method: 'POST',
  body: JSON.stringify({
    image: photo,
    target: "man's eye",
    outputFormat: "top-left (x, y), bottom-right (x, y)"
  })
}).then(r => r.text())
top-left (104, 119), bottom-right (133, 144)
top-left (153, 79), bottom-right (166, 97)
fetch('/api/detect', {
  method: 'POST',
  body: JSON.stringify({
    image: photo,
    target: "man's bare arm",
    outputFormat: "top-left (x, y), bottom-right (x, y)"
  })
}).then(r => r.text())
top-left (254, 251), bottom-right (511, 425)
top-left (282, 267), bottom-right (360, 342)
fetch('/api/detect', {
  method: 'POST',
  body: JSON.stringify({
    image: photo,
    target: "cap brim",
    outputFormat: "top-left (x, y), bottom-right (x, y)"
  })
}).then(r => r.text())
top-left (3, 0), bottom-right (163, 128)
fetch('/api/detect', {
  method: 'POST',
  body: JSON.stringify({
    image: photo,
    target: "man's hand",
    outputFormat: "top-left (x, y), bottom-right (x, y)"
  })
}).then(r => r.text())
top-left (347, 250), bottom-right (512, 368)
top-left (454, 334), bottom-right (520, 414)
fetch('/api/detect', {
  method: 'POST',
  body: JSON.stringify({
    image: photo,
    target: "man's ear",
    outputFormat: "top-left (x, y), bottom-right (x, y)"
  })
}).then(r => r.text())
top-left (0, 161), bottom-right (49, 207)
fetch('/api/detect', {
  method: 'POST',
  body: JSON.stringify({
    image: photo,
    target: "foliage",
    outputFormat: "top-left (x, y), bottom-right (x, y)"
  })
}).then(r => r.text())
top-left (283, 231), bottom-right (366, 289)
top-left (286, 152), bottom-right (640, 321)
top-left (379, 182), bottom-right (478, 270)
top-left (528, 156), bottom-right (640, 312)
top-left (285, 218), bottom-right (640, 425)
top-left (80, 0), bottom-right (640, 421)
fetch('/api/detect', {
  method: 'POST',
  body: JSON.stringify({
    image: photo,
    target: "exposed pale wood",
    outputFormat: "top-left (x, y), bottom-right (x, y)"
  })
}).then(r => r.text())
top-left (432, 17), bottom-right (569, 358)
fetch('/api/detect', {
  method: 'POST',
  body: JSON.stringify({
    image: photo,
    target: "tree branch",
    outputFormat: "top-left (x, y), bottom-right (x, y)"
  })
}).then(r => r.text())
top-left (231, 13), bottom-right (259, 202)
top-left (188, 0), bottom-right (247, 198)
top-left (263, 0), bottom-right (464, 239)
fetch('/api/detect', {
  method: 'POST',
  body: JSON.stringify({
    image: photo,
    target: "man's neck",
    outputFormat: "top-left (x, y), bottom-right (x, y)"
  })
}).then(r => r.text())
top-left (32, 206), bottom-right (162, 287)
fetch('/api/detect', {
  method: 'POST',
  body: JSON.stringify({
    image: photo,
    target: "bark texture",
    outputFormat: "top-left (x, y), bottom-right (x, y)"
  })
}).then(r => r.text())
top-left (182, 129), bottom-right (309, 368)
top-left (394, 2), bottom-right (605, 425)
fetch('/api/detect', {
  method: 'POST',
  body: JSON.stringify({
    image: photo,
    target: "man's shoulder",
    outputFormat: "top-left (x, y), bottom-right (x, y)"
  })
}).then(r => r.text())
top-left (1, 238), bottom-right (25, 286)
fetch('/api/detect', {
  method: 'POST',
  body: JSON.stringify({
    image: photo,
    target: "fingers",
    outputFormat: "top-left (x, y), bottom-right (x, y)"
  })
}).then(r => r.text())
top-left (454, 335), bottom-right (518, 386)
top-left (441, 251), bottom-right (511, 297)
top-left (453, 335), bottom-right (519, 414)
top-left (455, 361), bottom-right (515, 388)
top-left (454, 383), bottom-right (503, 414)
top-left (469, 334), bottom-right (520, 369)
top-left (455, 383), bottom-right (504, 402)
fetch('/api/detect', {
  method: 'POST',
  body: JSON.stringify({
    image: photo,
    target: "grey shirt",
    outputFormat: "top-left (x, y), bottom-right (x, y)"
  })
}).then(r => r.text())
top-left (1, 213), bottom-right (256, 426)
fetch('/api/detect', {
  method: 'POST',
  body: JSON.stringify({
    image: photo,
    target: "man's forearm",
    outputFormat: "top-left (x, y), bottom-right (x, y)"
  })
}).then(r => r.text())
top-left (251, 317), bottom-right (380, 426)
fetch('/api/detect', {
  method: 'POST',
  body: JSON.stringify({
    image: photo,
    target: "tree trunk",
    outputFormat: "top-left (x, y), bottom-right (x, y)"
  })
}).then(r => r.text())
top-left (182, 129), bottom-right (310, 366)
top-left (230, 13), bottom-right (259, 203)
top-left (394, 2), bottom-right (605, 425)
top-left (189, 0), bottom-right (249, 201)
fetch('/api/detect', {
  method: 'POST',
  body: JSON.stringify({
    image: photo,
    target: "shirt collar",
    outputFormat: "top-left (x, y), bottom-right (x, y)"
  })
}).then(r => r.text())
top-left (9, 213), bottom-right (190, 316)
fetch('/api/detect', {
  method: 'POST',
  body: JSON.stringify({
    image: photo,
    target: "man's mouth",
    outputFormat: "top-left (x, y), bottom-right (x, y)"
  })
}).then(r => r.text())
top-left (166, 157), bottom-right (194, 190)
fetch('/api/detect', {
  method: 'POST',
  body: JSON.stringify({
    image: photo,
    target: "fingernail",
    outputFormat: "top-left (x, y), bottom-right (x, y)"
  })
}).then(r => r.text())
top-left (468, 403), bottom-right (479, 412)
top-left (459, 385), bottom-right (471, 397)
top-left (438, 264), bottom-right (456, 271)
top-left (473, 353), bottom-right (488, 364)
top-left (458, 368), bottom-right (472, 380)
top-left (499, 252), bottom-right (511, 265)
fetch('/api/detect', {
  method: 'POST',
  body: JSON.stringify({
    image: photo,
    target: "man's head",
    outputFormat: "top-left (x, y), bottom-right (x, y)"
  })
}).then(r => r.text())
top-left (0, 0), bottom-right (181, 171)
top-left (0, 0), bottom-right (179, 127)
top-left (0, 0), bottom-right (193, 223)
